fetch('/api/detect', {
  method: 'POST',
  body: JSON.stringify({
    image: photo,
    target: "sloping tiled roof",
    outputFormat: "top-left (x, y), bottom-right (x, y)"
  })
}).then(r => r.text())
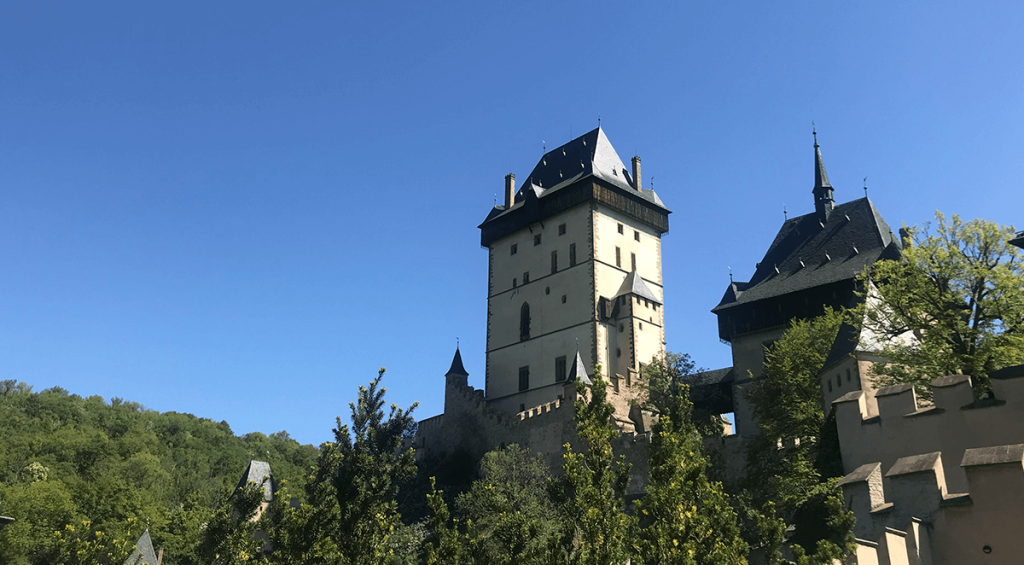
top-left (124, 530), bottom-right (159, 565)
top-left (617, 271), bottom-right (661, 303)
top-left (234, 460), bottom-right (274, 502)
top-left (713, 197), bottom-right (901, 312)
top-left (820, 321), bottom-right (862, 372)
top-left (446, 347), bottom-right (469, 377)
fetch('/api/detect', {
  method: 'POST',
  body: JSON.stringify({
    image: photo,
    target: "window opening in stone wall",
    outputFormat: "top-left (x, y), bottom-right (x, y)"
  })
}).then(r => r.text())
top-left (519, 403), bottom-right (525, 412)
top-left (634, 230), bottom-right (640, 241)
top-left (555, 356), bottom-right (567, 382)
top-left (520, 303), bottom-right (531, 341)
top-left (558, 223), bottom-right (566, 235)
top-left (639, 322), bottom-right (643, 330)
top-left (616, 348), bottom-right (622, 358)
top-left (846, 368), bottom-right (852, 382)
top-left (561, 295), bottom-right (566, 304)
top-left (569, 243), bottom-right (576, 266)
top-left (631, 252), bottom-right (636, 272)
top-left (511, 244), bottom-right (517, 255)
top-left (617, 223), bottom-right (623, 234)
top-left (616, 247), bottom-right (621, 267)
top-left (828, 380), bottom-right (833, 393)
top-left (619, 324), bottom-right (624, 332)
top-left (551, 250), bottom-right (558, 274)
top-left (513, 278), bottom-right (517, 288)
top-left (519, 366), bottom-right (530, 391)
top-left (534, 234), bottom-right (542, 246)
top-left (523, 271), bottom-right (530, 284)
top-left (545, 286), bottom-right (550, 295)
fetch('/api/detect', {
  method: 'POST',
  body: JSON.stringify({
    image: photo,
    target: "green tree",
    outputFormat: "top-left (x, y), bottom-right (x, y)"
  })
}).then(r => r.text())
top-left (633, 381), bottom-right (747, 565)
top-left (742, 308), bottom-right (855, 564)
top-left (423, 478), bottom-right (466, 565)
top-left (550, 373), bottom-right (633, 565)
top-left (641, 352), bottom-right (725, 436)
top-left (455, 444), bottom-right (558, 565)
top-left (863, 212), bottom-right (1024, 395)
top-left (268, 368), bottom-right (417, 565)
top-left (197, 483), bottom-right (267, 565)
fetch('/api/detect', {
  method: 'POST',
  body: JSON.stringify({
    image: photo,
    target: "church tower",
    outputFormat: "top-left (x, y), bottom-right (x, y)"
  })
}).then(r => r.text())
top-left (478, 128), bottom-right (670, 428)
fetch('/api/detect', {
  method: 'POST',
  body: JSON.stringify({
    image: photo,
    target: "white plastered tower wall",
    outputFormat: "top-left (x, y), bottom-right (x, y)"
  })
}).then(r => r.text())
top-left (480, 127), bottom-right (670, 426)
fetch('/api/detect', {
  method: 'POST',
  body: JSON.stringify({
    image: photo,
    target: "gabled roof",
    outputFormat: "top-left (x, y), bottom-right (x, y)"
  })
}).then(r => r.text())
top-left (234, 460), bottom-right (274, 502)
top-left (446, 347), bottom-right (469, 377)
top-left (1011, 230), bottom-right (1024, 250)
top-left (568, 350), bottom-right (592, 386)
top-left (124, 529), bottom-right (159, 565)
top-left (713, 197), bottom-right (901, 312)
top-left (617, 270), bottom-right (661, 303)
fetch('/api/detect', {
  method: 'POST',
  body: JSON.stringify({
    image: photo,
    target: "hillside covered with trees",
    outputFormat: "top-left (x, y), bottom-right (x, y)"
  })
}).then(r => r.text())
top-left (0, 381), bottom-right (318, 564)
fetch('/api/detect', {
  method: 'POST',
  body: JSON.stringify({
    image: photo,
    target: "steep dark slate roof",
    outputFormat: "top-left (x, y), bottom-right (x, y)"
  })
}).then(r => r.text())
top-left (446, 347), bottom-right (469, 377)
top-left (1011, 230), bottom-right (1024, 249)
top-left (713, 197), bottom-right (901, 312)
top-left (568, 350), bottom-right (593, 386)
top-left (479, 128), bottom-right (669, 246)
top-left (617, 270), bottom-right (661, 303)
top-left (234, 460), bottom-right (274, 502)
top-left (124, 530), bottom-right (159, 565)
top-left (684, 367), bottom-right (736, 387)
top-left (820, 321), bottom-right (862, 372)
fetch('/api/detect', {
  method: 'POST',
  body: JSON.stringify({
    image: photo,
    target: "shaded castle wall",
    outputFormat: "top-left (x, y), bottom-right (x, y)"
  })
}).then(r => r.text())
top-left (834, 372), bottom-right (1024, 493)
top-left (839, 445), bottom-right (1024, 565)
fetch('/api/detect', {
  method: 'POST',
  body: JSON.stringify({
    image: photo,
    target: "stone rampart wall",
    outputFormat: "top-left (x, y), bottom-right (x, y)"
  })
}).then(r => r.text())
top-left (839, 444), bottom-right (1024, 565)
top-left (834, 372), bottom-right (1024, 492)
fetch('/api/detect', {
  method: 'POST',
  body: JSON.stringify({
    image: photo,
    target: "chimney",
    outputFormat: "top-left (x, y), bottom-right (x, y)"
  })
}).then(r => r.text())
top-left (631, 156), bottom-right (641, 190)
top-left (504, 173), bottom-right (515, 208)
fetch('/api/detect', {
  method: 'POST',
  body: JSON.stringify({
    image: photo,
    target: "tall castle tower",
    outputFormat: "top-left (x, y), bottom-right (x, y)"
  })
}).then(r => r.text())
top-left (478, 127), bottom-right (670, 428)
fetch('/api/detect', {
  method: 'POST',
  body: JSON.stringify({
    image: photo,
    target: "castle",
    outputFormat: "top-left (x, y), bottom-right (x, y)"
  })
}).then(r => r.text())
top-left (412, 128), bottom-right (1024, 563)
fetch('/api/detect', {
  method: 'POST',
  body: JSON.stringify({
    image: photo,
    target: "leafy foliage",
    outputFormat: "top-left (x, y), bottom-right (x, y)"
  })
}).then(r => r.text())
top-left (862, 212), bottom-right (1024, 395)
top-left (455, 445), bottom-right (558, 565)
top-left (0, 381), bottom-right (317, 565)
top-left (550, 373), bottom-right (633, 565)
top-left (741, 309), bottom-right (855, 564)
top-left (633, 382), bottom-right (747, 565)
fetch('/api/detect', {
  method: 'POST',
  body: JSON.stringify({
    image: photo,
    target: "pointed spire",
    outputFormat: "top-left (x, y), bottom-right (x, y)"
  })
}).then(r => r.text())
top-left (445, 346), bottom-right (469, 378)
top-left (567, 349), bottom-right (592, 386)
top-left (811, 126), bottom-right (835, 221)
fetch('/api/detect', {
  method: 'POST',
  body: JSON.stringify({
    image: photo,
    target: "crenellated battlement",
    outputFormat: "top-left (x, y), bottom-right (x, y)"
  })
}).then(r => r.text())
top-left (517, 397), bottom-right (567, 420)
top-left (833, 370), bottom-right (1024, 493)
top-left (839, 444), bottom-right (1024, 565)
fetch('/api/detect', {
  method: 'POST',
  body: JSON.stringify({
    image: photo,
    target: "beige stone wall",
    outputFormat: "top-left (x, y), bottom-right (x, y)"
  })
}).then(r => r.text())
top-left (835, 374), bottom-right (1024, 493)
top-left (840, 445), bottom-right (1024, 565)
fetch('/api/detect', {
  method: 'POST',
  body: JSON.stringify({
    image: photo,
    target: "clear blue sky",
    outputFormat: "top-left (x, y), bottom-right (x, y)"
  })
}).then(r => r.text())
top-left (2, 1), bottom-right (1021, 446)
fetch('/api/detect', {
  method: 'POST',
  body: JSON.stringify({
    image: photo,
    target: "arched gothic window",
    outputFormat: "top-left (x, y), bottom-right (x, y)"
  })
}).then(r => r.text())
top-left (520, 303), bottom-right (531, 341)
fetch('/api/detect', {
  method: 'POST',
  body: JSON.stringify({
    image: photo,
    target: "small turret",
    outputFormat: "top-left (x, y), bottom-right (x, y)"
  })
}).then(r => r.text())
top-left (812, 129), bottom-right (834, 221)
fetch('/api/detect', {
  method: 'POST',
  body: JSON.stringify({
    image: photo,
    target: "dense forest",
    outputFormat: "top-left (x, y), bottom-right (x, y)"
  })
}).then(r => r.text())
top-left (0, 380), bottom-right (318, 564)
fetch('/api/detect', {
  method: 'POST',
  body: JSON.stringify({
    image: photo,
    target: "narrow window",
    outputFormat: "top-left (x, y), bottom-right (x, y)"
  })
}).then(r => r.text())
top-left (551, 250), bottom-right (558, 274)
top-left (616, 348), bottom-right (622, 358)
top-left (617, 223), bottom-right (623, 234)
top-left (520, 303), bottom-right (530, 341)
top-left (846, 368), bottom-right (852, 382)
top-left (837, 375), bottom-right (842, 388)
top-left (618, 323), bottom-right (624, 332)
top-left (561, 295), bottom-right (566, 304)
top-left (555, 356), bottom-right (567, 382)
top-left (545, 286), bottom-right (550, 295)
top-left (828, 380), bottom-right (833, 393)
top-left (523, 271), bottom-right (530, 284)
top-left (519, 403), bottom-right (525, 412)
top-left (511, 243), bottom-right (518, 255)
top-left (512, 277), bottom-right (517, 288)
top-left (519, 366), bottom-right (530, 391)
top-left (631, 252), bottom-right (636, 272)
top-left (534, 234), bottom-right (542, 246)
top-left (639, 322), bottom-right (643, 330)
top-left (558, 223), bottom-right (566, 235)
top-left (615, 247), bottom-right (621, 267)
top-left (634, 230), bottom-right (640, 241)
top-left (569, 243), bottom-right (577, 266)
